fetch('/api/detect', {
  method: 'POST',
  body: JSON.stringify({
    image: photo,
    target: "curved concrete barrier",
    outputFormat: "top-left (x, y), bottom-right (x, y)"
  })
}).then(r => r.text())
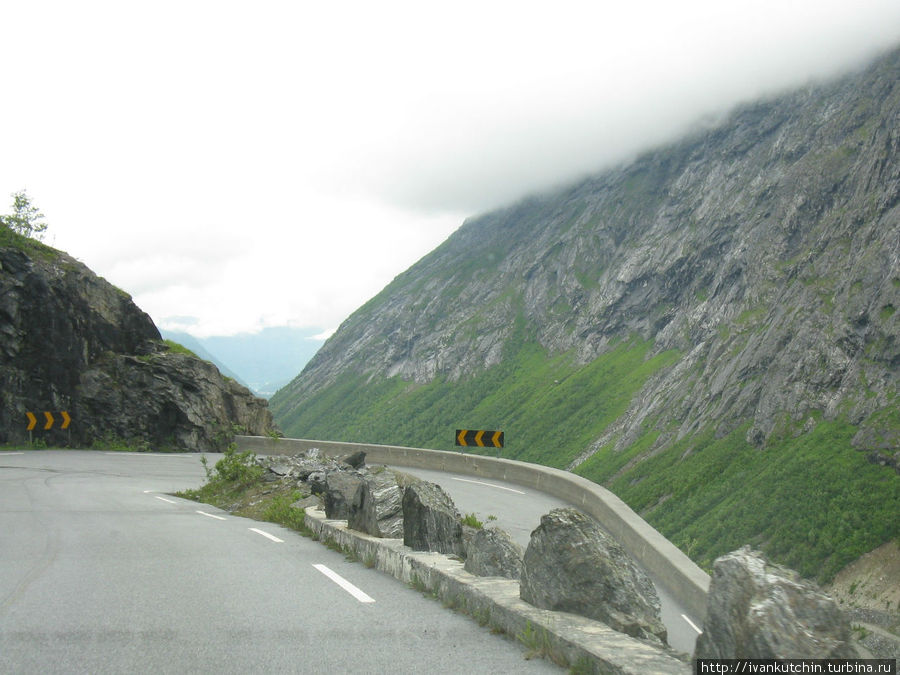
top-left (235, 435), bottom-right (711, 620)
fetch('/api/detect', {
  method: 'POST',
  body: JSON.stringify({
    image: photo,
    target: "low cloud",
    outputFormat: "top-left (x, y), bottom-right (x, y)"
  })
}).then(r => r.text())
top-left (4, 0), bottom-right (899, 338)
top-left (343, 2), bottom-right (900, 215)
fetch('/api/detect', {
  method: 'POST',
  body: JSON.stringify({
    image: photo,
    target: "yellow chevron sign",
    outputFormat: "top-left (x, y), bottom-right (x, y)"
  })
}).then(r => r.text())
top-left (25, 411), bottom-right (71, 431)
top-left (455, 429), bottom-right (504, 448)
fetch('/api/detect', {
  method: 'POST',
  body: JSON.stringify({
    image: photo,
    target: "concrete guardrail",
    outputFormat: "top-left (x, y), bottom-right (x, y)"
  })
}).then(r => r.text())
top-left (235, 435), bottom-right (711, 621)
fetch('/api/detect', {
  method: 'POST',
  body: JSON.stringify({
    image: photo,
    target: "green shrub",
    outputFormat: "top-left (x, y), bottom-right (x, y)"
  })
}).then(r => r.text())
top-left (208, 444), bottom-right (263, 486)
top-left (262, 492), bottom-right (310, 534)
top-left (461, 512), bottom-right (484, 529)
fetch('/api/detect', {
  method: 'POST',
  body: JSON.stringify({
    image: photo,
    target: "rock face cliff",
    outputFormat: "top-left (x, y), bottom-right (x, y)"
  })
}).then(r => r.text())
top-left (271, 48), bottom-right (899, 580)
top-left (0, 238), bottom-right (275, 451)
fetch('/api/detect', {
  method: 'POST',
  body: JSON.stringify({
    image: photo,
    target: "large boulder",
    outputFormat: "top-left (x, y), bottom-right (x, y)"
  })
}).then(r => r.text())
top-left (323, 471), bottom-right (364, 519)
top-left (348, 469), bottom-right (404, 538)
top-left (402, 481), bottom-right (465, 557)
top-left (338, 450), bottom-right (366, 469)
top-left (694, 546), bottom-right (858, 659)
top-left (520, 508), bottom-right (666, 644)
top-left (464, 526), bottom-right (523, 579)
top-left (307, 471), bottom-right (328, 495)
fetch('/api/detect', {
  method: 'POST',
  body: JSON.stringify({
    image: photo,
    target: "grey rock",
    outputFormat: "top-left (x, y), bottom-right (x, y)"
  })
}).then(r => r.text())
top-left (402, 481), bottom-right (465, 557)
top-left (520, 508), bottom-right (666, 644)
top-left (307, 471), bottom-right (328, 495)
top-left (323, 471), bottom-right (364, 519)
top-left (464, 527), bottom-right (523, 579)
top-left (291, 495), bottom-right (321, 510)
top-left (461, 524), bottom-right (478, 558)
top-left (258, 453), bottom-right (345, 483)
top-left (267, 461), bottom-right (294, 477)
top-left (294, 465), bottom-right (320, 481)
top-left (339, 450), bottom-right (366, 469)
top-left (694, 546), bottom-right (858, 659)
top-left (348, 469), bottom-right (404, 537)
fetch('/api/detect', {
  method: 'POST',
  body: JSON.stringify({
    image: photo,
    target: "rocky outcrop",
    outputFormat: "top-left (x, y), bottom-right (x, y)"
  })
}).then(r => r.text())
top-left (402, 481), bottom-right (465, 557)
top-left (694, 546), bottom-right (858, 659)
top-left (258, 451), bottom-right (409, 537)
top-left (0, 241), bottom-right (275, 450)
top-left (348, 468), bottom-right (404, 538)
top-left (76, 351), bottom-right (273, 452)
top-left (464, 526), bottom-right (523, 579)
top-left (323, 471), bottom-right (364, 519)
top-left (520, 508), bottom-right (666, 644)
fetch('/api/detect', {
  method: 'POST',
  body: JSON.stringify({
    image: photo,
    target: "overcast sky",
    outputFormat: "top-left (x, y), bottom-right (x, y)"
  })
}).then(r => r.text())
top-left (3, 1), bottom-right (899, 339)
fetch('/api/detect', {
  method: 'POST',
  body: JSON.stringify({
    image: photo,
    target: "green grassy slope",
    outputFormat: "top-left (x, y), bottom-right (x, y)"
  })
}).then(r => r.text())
top-left (576, 416), bottom-right (899, 582)
top-left (278, 335), bottom-right (679, 468)
top-left (276, 336), bottom-right (899, 583)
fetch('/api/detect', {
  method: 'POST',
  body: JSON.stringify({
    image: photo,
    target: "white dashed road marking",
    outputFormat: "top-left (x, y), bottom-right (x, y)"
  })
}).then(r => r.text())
top-left (450, 477), bottom-right (526, 495)
top-left (197, 510), bottom-right (227, 520)
top-left (682, 614), bottom-right (703, 634)
top-left (154, 496), bottom-right (177, 504)
top-left (249, 527), bottom-right (284, 543)
top-left (313, 564), bottom-right (375, 603)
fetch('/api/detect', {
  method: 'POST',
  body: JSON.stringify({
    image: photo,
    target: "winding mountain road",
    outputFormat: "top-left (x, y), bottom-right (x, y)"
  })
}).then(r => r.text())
top-left (0, 450), bottom-right (559, 673)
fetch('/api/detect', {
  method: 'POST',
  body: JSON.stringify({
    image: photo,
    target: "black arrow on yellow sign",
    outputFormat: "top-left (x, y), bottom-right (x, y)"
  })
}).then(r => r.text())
top-left (455, 429), bottom-right (504, 448)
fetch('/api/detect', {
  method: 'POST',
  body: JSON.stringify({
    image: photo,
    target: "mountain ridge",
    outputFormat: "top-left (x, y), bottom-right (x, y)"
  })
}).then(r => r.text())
top-left (270, 46), bottom-right (899, 581)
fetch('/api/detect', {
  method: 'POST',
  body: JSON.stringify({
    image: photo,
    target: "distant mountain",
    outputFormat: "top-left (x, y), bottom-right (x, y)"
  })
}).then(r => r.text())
top-left (160, 331), bottom-right (250, 388)
top-left (162, 326), bottom-right (326, 398)
top-left (270, 47), bottom-right (900, 583)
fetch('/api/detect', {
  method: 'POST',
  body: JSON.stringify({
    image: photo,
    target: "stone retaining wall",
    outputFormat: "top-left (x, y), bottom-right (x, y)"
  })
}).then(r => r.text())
top-left (236, 435), bottom-right (711, 620)
top-left (304, 506), bottom-right (690, 673)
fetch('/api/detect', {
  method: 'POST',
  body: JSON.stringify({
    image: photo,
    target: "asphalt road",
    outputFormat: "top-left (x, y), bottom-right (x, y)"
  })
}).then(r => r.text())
top-left (395, 465), bottom-right (704, 655)
top-left (0, 450), bottom-right (560, 674)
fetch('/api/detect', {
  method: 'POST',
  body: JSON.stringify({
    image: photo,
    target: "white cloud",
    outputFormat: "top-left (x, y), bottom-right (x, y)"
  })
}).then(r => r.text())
top-left (1, 0), bottom-right (899, 337)
top-left (309, 328), bottom-right (337, 342)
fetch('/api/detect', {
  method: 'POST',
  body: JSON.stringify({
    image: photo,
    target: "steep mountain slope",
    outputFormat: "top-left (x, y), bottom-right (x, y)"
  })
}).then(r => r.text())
top-left (271, 47), bottom-right (899, 581)
top-left (0, 232), bottom-right (276, 451)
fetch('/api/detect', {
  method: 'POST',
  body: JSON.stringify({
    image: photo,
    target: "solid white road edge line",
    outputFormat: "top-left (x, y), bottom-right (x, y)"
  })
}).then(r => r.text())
top-left (450, 476), bottom-right (526, 495)
top-left (249, 527), bottom-right (284, 543)
top-left (312, 564), bottom-right (376, 603)
top-left (681, 613), bottom-right (703, 634)
top-left (0, 452), bottom-right (24, 455)
top-left (154, 495), bottom-right (177, 504)
top-left (197, 510), bottom-right (227, 520)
